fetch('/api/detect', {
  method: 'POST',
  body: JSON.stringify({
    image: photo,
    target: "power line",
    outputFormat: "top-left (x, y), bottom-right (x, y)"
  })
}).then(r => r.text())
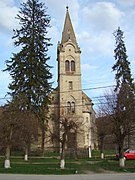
top-left (54, 85), bottom-right (115, 94)
top-left (0, 85), bottom-right (115, 102)
top-left (83, 85), bottom-right (115, 91)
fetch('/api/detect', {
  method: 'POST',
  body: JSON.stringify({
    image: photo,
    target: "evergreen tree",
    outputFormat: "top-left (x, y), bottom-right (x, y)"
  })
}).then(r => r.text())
top-left (3, 0), bottom-right (53, 155)
top-left (112, 27), bottom-right (135, 167)
top-left (4, 0), bottom-right (52, 111)
top-left (112, 27), bottom-right (134, 91)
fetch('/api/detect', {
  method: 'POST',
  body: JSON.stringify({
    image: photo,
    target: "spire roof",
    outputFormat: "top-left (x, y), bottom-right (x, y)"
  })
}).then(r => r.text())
top-left (61, 7), bottom-right (78, 46)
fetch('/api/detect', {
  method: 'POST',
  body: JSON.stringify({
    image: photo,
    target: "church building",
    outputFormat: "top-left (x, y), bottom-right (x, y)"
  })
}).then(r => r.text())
top-left (47, 7), bottom-right (97, 153)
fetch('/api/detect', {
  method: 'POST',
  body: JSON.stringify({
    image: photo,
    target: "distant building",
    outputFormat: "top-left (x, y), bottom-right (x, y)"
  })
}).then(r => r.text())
top-left (44, 7), bottom-right (97, 153)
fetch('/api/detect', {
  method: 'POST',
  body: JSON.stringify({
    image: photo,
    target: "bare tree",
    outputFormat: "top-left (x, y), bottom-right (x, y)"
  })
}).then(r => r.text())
top-left (0, 104), bottom-right (22, 168)
top-left (35, 105), bottom-right (49, 156)
top-left (98, 89), bottom-right (135, 167)
top-left (50, 115), bottom-right (82, 169)
top-left (19, 110), bottom-right (38, 161)
top-left (96, 115), bottom-right (113, 159)
top-left (0, 98), bottom-right (38, 168)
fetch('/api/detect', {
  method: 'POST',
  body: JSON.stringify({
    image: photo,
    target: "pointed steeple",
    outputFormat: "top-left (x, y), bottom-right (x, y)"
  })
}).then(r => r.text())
top-left (61, 7), bottom-right (78, 46)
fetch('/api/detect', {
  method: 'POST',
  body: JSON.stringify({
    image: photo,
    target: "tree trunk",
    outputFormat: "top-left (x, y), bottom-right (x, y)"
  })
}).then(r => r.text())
top-left (60, 133), bottom-right (66, 169)
top-left (119, 158), bottom-right (125, 167)
top-left (41, 124), bottom-right (45, 156)
top-left (118, 140), bottom-right (125, 167)
top-left (127, 134), bottom-right (130, 149)
top-left (119, 144), bottom-right (124, 158)
top-left (60, 144), bottom-right (65, 169)
top-left (60, 159), bottom-right (65, 169)
top-left (74, 132), bottom-right (78, 159)
top-left (100, 137), bottom-right (104, 159)
top-left (101, 152), bottom-right (104, 159)
top-left (4, 126), bottom-right (13, 169)
top-left (24, 145), bottom-right (28, 161)
top-left (4, 145), bottom-right (11, 168)
top-left (88, 146), bottom-right (92, 158)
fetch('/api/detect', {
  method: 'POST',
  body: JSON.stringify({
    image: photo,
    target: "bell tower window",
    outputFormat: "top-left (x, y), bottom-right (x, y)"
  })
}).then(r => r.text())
top-left (65, 60), bottom-right (70, 71)
top-left (71, 60), bottom-right (75, 71)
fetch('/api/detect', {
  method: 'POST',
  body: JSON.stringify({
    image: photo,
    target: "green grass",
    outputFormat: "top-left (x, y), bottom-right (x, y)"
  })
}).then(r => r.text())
top-left (0, 156), bottom-right (135, 175)
top-left (91, 149), bottom-right (117, 158)
top-left (0, 163), bottom-right (76, 175)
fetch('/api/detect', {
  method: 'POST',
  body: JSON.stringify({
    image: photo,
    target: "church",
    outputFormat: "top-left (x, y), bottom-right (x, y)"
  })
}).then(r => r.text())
top-left (46, 7), bottom-right (97, 153)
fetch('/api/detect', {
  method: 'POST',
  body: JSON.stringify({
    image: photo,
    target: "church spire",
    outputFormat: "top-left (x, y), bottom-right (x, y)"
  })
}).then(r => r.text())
top-left (61, 7), bottom-right (78, 46)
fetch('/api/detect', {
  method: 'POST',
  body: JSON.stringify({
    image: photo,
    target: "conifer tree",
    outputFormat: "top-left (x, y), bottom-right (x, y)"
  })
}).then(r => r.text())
top-left (112, 27), bottom-right (135, 167)
top-left (4, 0), bottom-right (52, 111)
top-left (4, 0), bottom-right (53, 155)
top-left (112, 27), bottom-right (134, 91)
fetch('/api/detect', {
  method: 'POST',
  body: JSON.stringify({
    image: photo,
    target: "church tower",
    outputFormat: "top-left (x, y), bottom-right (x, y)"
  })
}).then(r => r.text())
top-left (57, 7), bottom-right (83, 118)
top-left (57, 7), bottom-right (85, 148)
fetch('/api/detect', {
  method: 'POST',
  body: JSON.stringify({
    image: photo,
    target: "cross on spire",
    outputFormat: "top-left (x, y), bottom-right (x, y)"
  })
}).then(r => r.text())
top-left (66, 6), bottom-right (69, 11)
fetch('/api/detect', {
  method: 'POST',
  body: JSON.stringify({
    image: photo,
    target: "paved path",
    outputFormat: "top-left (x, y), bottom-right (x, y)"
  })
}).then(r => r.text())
top-left (0, 173), bottom-right (135, 180)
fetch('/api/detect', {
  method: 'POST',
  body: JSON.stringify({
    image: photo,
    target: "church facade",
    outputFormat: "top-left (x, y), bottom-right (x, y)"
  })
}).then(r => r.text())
top-left (46, 7), bottom-right (97, 152)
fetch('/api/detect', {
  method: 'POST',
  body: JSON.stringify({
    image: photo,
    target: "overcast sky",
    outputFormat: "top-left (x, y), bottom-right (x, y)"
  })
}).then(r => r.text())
top-left (0, 0), bottom-right (135, 108)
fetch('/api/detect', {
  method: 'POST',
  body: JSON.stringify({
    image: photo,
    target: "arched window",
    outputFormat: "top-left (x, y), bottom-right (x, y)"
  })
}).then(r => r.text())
top-left (67, 102), bottom-right (71, 113)
top-left (71, 60), bottom-right (75, 71)
top-left (71, 102), bottom-right (75, 113)
top-left (65, 60), bottom-right (70, 71)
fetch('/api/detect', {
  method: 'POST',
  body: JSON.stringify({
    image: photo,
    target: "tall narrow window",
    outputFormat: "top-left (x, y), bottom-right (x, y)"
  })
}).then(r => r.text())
top-left (86, 117), bottom-right (89, 123)
top-left (71, 60), bottom-right (75, 71)
top-left (71, 102), bottom-right (75, 113)
top-left (65, 60), bottom-right (70, 71)
top-left (69, 81), bottom-right (73, 90)
top-left (67, 102), bottom-right (71, 113)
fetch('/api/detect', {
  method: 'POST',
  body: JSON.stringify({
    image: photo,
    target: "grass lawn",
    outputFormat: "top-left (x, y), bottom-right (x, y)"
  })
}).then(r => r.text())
top-left (0, 156), bottom-right (135, 175)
